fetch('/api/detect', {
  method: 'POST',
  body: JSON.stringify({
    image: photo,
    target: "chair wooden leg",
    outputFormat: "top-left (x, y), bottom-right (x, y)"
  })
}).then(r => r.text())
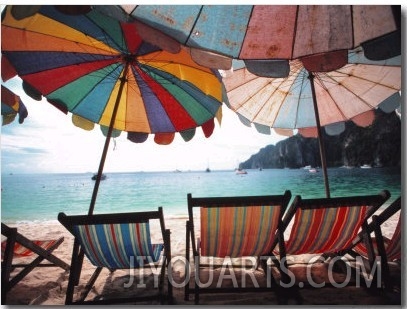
top-left (73, 249), bottom-right (85, 286)
top-left (65, 239), bottom-right (102, 305)
top-left (373, 216), bottom-right (391, 290)
top-left (184, 221), bottom-right (190, 301)
top-left (164, 229), bottom-right (173, 303)
top-left (13, 235), bottom-right (69, 270)
top-left (194, 256), bottom-right (200, 305)
top-left (1, 227), bottom-right (69, 305)
top-left (8, 238), bottom-right (66, 291)
top-left (78, 267), bottom-right (103, 302)
top-left (1, 230), bottom-right (17, 304)
top-left (65, 239), bottom-right (81, 305)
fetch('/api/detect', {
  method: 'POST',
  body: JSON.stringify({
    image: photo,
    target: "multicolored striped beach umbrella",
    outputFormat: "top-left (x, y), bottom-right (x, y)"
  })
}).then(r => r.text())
top-left (1, 5), bottom-right (223, 145)
top-left (1, 5), bottom-right (224, 214)
top-left (1, 85), bottom-right (28, 126)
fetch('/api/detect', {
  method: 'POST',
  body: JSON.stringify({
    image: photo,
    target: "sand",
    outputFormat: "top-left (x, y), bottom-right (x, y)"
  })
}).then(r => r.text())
top-left (2, 213), bottom-right (401, 305)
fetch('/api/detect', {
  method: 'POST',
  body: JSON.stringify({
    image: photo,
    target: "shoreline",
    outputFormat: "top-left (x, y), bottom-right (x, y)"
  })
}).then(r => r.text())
top-left (1, 198), bottom-right (398, 226)
top-left (2, 213), bottom-right (400, 305)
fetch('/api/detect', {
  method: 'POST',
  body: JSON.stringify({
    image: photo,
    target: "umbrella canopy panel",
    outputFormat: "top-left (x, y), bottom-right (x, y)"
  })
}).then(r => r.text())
top-left (1, 85), bottom-right (28, 125)
top-left (1, 6), bottom-right (224, 144)
top-left (222, 48), bottom-right (401, 138)
top-left (123, 5), bottom-right (400, 69)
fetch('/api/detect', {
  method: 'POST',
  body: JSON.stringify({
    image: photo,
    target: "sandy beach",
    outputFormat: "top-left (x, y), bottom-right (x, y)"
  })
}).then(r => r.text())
top-left (2, 213), bottom-right (401, 305)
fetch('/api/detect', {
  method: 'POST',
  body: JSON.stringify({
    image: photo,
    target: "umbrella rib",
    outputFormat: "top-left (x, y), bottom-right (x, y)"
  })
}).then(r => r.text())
top-left (97, 12), bottom-right (134, 59)
top-left (231, 77), bottom-right (266, 111)
top-left (237, 6), bottom-right (255, 58)
top-left (246, 78), bottom-right (287, 127)
top-left (5, 22), bottom-right (119, 57)
top-left (185, 5), bottom-right (205, 45)
top-left (69, 63), bottom-right (124, 117)
top-left (292, 69), bottom-right (309, 129)
top-left (82, 12), bottom-right (128, 54)
top-left (4, 25), bottom-right (124, 84)
top-left (231, 62), bottom-right (305, 128)
top-left (314, 66), bottom-right (398, 122)
top-left (313, 72), bottom-right (349, 122)
top-left (291, 6), bottom-right (301, 59)
top-left (140, 55), bottom-right (216, 79)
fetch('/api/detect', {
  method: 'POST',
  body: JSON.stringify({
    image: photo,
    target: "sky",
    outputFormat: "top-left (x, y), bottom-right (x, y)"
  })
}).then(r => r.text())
top-left (1, 77), bottom-right (286, 174)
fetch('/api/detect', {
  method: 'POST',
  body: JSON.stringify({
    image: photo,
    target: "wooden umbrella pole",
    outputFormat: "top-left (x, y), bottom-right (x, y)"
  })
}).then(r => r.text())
top-left (88, 63), bottom-right (130, 215)
top-left (309, 72), bottom-right (331, 198)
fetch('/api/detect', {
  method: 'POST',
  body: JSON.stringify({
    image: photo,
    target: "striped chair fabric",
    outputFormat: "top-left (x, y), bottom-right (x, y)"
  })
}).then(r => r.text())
top-left (200, 205), bottom-right (281, 257)
top-left (353, 213), bottom-right (401, 261)
top-left (73, 222), bottom-right (163, 269)
top-left (1, 239), bottom-right (60, 257)
top-left (385, 218), bottom-right (401, 261)
top-left (284, 206), bottom-right (368, 255)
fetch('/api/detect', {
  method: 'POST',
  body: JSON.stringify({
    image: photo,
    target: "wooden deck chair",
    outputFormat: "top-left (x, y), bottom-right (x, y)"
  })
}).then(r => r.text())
top-left (350, 197), bottom-right (401, 290)
top-left (185, 190), bottom-right (292, 304)
top-left (1, 223), bottom-right (70, 304)
top-left (273, 190), bottom-right (390, 286)
top-left (58, 207), bottom-right (172, 305)
top-left (277, 190), bottom-right (390, 255)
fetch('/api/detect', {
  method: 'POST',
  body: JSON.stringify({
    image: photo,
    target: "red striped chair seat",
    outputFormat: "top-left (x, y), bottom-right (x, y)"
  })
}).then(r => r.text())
top-left (285, 206), bottom-right (368, 255)
top-left (350, 197), bottom-right (401, 291)
top-left (1, 223), bottom-right (69, 304)
top-left (353, 210), bottom-right (400, 261)
top-left (385, 218), bottom-right (401, 261)
top-left (185, 191), bottom-right (292, 304)
top-left (200, 205), bottom-right (281, 257)
top-left (275, 191), bottom-right (390, 257)
top-left (352, 237), bottom-right (386, 257)
top-left (1, 239), bottom-right (60, 257)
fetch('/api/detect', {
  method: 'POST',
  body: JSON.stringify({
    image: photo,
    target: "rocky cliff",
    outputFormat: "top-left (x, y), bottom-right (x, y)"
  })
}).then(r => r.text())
top-left (240, 110), bottom-right (401, 169)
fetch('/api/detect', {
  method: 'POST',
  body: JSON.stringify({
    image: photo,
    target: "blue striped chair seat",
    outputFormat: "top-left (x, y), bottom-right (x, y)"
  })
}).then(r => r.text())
top-left (73, 222), bottom-right (163, 269)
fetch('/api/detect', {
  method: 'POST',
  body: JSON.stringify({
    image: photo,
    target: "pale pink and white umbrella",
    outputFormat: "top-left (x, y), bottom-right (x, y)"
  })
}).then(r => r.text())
top-left (222, 48), bottom-right (401, 197)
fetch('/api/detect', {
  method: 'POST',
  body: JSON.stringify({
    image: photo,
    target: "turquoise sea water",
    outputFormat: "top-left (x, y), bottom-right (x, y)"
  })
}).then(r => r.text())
top-left (1, 167), bottom-right (401, 223)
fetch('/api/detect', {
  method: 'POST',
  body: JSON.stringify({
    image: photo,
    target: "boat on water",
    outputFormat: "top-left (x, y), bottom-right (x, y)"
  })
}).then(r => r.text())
top-left (91, 173), bottom-right (107, 180)
top-left (360, 164), bottom-right (372, 169)
top-left (340, 165), bottom-right (354, 169)
top-left (308, 168), bottom-right (318, 173)
top-left (235, 168), bottom-right (248, 175)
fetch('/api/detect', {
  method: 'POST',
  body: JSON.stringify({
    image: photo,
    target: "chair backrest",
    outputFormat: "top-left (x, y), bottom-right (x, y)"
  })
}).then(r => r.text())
top-left (188, 190), bottom-right (291, 258)
top-left (1, 239), bottom-right (60, 258)
top-left (1, 223), bottom-right (61, 258)
top-left (58, 208), bottom-right (167, 269)
top-left (350, 197), bottom-right (401, 260)
top-left (283, 190), bottom-right (390, 255)
top-left (374, 197), bottom-right (401, 261)
top-left (385, 216), bottom-right (401, 261)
